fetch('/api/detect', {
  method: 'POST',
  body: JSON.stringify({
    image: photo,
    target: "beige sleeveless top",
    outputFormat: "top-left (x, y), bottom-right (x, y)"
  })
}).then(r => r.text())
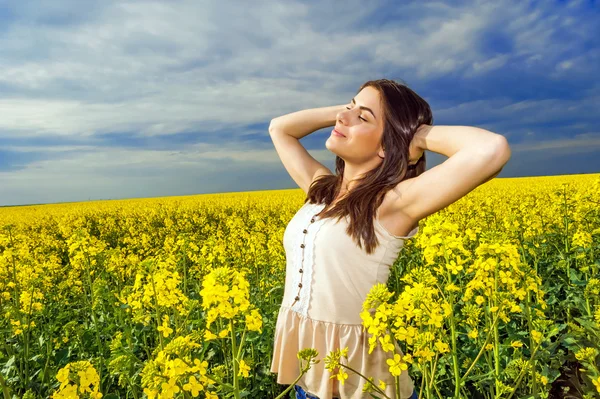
top-left (270, 201), bottom-right (419, 399)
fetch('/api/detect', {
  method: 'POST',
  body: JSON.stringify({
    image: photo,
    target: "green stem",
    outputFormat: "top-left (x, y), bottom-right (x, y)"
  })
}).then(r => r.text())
top-left (450, 314), bottom-right (461, 397)
top-left (230, 319), bottom-right (240, 399)
top-left (272, 361), bottom-right (314, 399)
top-left (0, 372), bottom-right (11, 399)
top-left (419, 363), bottom-right (426, 399)
top-left (505, 340), bottom-right (543, 399)
top-left (42, 330), bottom-right (52, 388)
top-left (524, 292), bottom-right (537, 396)
top-left (444, 268), bottom-right (460, 399)
top-left (182, 248), bottom-right (188, 295)
top-left (492, 264), bottom-right (500, 397)
top-left (339, 363), bottom-right (391, 398)
top-left (430, 353), bottom-right (442, 399)
top-left (8, 228), bottom-right (24, 381)
top-left (85, 251), bottom-right (105, 386)
top-left (148, 269), bottom-right (164, 351)
top-left (584, 269), bottom-right (592, 317)
top-left (23, 285), bottom-right (35, 387)
top-left (461, 306), bottom-right (502, 382)
top-left (236, 325), bottom-right (247, 359)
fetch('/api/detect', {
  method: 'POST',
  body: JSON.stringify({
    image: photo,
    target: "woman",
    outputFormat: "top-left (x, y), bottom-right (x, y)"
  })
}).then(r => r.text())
top-left (268, 79), bottom-right (511, 399)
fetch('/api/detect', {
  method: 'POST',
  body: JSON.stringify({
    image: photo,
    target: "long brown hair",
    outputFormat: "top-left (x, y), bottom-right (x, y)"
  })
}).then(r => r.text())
top-left (305, 79), bottom-right (432, 255)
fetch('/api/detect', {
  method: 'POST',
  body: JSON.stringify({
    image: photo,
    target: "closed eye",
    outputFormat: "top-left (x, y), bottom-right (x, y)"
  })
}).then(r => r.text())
top-left (346, 106), bottom-right (367, 122)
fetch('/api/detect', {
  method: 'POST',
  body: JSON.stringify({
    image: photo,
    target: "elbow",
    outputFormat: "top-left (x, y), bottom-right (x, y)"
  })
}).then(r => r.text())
top-left (494, 135), bottom-right (512, 167)
top-left (484, 135), bottom-right (511, 169)
top-left (268, 118), bottom-right (281, 134)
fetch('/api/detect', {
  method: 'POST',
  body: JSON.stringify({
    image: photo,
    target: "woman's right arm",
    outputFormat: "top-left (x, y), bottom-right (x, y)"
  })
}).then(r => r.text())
top-left (269, 104), bottom-right (347, 139)
top-left (269, 105), bottom-right (347, 193)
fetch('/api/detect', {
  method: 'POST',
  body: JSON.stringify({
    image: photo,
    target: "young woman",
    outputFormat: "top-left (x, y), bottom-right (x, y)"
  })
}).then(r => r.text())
top-left (268, 79), bottom-right (511, 399)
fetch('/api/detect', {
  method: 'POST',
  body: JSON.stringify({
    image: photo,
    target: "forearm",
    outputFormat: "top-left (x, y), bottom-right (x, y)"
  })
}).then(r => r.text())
top-left (414, 125), bottom-right (506, 158)
top-left (269, 104), bottom-right (347, 139)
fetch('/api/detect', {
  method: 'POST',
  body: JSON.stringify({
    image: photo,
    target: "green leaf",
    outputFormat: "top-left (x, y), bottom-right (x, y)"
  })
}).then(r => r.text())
top-left (569, 269), bottom-right (587, 286)
top-left (1, 356), bottom-right (15, 375)
top-left (54, 348), bottom-right (70, 364)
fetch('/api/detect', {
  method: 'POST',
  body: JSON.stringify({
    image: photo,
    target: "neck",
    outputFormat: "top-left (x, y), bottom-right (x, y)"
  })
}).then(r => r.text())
top-left (341, 158), bottom-right (381, 191)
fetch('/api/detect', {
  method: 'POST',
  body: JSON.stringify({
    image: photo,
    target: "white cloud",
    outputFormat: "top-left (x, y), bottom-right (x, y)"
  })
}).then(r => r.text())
top-left (2, 0), bottom-right (591, 138)
top-left (511, 132), bottom-right (600, 153)
top-left (468, 54), bottom-right (510, 75)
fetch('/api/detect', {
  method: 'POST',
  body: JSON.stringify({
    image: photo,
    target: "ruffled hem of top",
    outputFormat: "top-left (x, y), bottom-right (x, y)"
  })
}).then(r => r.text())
top-left (270, 306), bottom-right (415, 399)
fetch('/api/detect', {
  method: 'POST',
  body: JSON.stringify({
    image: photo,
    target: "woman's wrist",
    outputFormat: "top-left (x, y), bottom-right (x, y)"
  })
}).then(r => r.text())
top-left (414, 124), bottom-right (433, 152)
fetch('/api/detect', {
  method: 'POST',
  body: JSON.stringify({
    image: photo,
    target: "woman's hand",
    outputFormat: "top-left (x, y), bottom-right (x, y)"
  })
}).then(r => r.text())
top-left (408, 124), bottom-right (429, 165)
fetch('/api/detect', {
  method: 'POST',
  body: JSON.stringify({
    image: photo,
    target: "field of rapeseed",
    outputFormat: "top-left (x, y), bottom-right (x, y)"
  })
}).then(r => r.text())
top-left (1, 173), bottom-right (599, 399)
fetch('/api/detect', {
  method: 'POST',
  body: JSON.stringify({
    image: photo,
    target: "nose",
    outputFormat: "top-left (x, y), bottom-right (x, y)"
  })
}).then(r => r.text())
top-left (337, 108), bottom-right (354, 124)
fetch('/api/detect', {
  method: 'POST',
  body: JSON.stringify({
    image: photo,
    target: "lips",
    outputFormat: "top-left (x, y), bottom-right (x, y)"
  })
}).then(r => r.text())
top-left (333, 128), bottom-right (346, 137)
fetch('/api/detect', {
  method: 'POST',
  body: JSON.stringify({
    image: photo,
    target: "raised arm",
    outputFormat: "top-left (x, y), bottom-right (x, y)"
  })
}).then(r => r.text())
top-left (395, 125), bottom-right (511, 221)
top-left (269, 105), bottom-right (346, 194)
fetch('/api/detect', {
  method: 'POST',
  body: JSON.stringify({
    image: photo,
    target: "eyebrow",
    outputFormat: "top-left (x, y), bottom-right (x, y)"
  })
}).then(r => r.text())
top-left (351, 98), bottom-right (376, 120)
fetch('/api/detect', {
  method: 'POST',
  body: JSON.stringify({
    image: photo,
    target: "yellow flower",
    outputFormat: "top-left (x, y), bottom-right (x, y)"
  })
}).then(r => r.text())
top-left (192, 359), bottom-right (209, 374)
top-left (245, 309), bottom-right (263, 333)
top-left (205, 391), bottom-right (219, 399)
top-left (238, 359), bottom-right (251, 378)
top-left (378, 379), bottom-right (387, 390)
top-left (379, 335), bottom-right (395, 353)
top-left (335, 368), bottom-right (349, 385)
top-left (183, 376), bottom-right (204, 397)
top-left (434, 340), bottom-right (450, 354)
top-left (575, 347), bottom-right (598, 363)
top-left (78, 367), bottom-right (97, 393)
top-left (592, 375), bottom-right (600, 393)
top-left (325, 347), bottom-right (349, 372)
top-left (52, 383), bottom-right (78, 399)
top-left (161, 378), bottom-right (180, 397)
top-left (386, 354), bottom-right (408, 377)
top-left (57, 366), bottom-right (70, 385)
top-left (157, 315), bottom-right (174, 338)
top-left (511, 340), bottom-right (523, 349)
top-left (204, 329), bottom-right (218, 341)
top-left (218, 328), bottom-right (229, 338)
top-left (531, 330), bottom-right (543, 344)
top-left (468, 329), bottom-right (478, 339)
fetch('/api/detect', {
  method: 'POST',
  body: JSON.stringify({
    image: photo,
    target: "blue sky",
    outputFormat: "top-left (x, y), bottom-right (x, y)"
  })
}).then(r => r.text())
top-left (0, 0), bottom-right (598, 207)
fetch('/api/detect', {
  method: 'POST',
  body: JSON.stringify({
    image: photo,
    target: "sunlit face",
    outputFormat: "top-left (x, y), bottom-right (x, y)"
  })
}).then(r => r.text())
top-left (326, 86), bottom-right (385, 164)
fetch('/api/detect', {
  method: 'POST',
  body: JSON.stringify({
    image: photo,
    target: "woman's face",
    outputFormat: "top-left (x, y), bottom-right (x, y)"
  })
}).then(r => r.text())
top-left (326, 86), bottom-right (385, 163)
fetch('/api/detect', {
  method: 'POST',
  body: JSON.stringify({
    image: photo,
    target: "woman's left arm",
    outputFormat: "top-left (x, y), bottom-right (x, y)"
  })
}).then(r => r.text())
top-left (414, 124), bottom-right (509, 159)
top-left (396, 125), bottom-right (511, 221)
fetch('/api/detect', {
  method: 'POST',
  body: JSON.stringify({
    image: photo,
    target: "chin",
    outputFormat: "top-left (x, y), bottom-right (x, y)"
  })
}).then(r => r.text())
top-left (325, 140), bottom-right (341, 156)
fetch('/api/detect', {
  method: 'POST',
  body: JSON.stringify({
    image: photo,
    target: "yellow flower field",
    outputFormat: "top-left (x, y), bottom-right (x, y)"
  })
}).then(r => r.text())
top-left (0, 174), bottom-right (599, 398)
